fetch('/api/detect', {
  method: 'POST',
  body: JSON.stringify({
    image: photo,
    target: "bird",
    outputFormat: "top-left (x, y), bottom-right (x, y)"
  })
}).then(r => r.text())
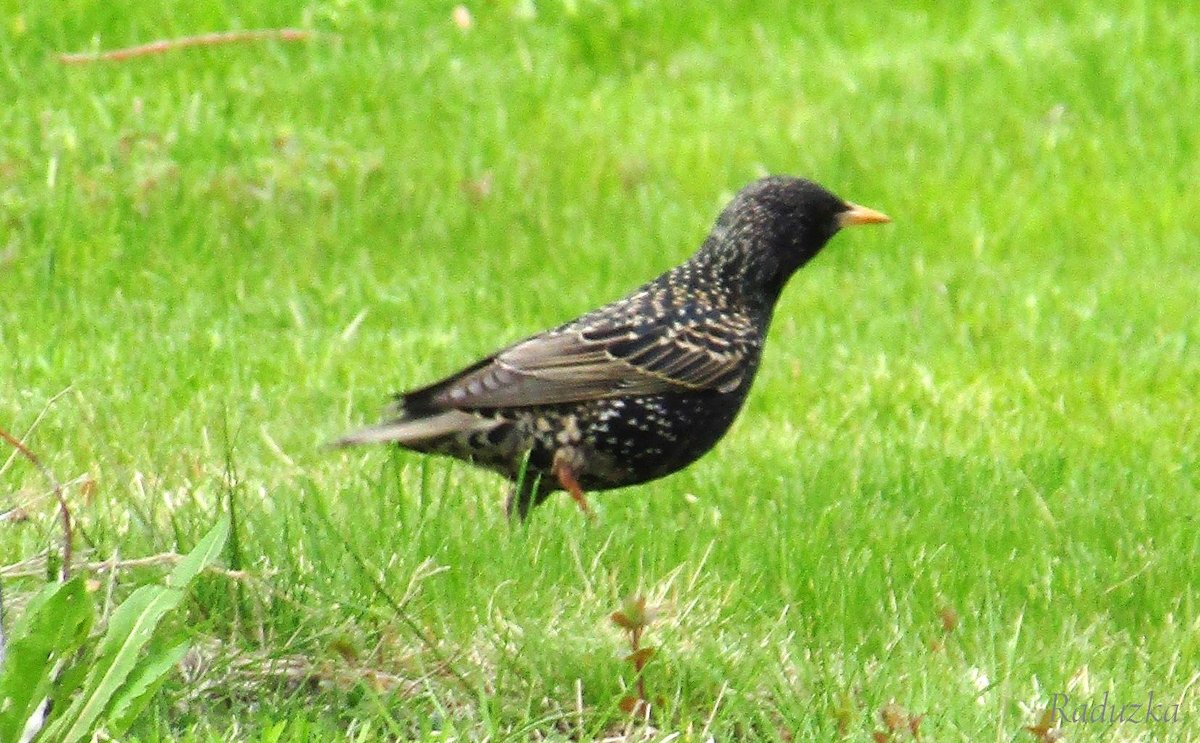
top-left (336, 176), bottom-right (890, 520)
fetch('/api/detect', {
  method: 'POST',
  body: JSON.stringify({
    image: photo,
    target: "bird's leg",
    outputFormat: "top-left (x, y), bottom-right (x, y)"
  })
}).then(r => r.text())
top-left (552, 449), bottom-right (595, 520)
top-left (504, 484), bottom-right (535, 522)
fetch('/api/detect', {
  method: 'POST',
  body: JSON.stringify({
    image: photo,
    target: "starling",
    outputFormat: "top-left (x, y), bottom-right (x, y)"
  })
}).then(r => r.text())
top-left (337, 176), bottom-right (890, 519)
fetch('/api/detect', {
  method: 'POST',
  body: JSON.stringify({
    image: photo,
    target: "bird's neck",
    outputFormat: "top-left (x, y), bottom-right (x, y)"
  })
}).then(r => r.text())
top-left (685, 243), bottom-right (791, 319)
top-left (662, 254), bottom-right (782, 330)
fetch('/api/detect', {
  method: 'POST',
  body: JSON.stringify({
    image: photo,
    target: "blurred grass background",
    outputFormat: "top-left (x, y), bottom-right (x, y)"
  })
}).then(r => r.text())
top-left (1, 1), bottom-right (1198, 739)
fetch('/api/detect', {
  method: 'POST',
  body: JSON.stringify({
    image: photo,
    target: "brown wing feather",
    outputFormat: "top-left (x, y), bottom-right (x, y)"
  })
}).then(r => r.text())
top-left (401, 313), bottom-right (756, 412)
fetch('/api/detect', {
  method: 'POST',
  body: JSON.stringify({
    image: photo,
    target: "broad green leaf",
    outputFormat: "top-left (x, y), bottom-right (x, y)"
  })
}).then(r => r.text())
top-left (166, 517), bottom-right (230, 590)
top-left (45, 517), bottom-right (229, 743)
top-left (261, 719), bottom-right (288, 743)
top-left (46, 656), bottom-right (91, 728)
top-left (4, 577), bottom-right (91, 647)
top-left (43, 586), bottom-right (170, 742)
top-left (105, 640), bottom-right (189, 736)
top-left (0, 577), bottom-right (91, 743)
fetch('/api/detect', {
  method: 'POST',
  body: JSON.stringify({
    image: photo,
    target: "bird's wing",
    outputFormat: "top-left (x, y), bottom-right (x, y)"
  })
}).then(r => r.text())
top-left (398, 310), bottom-right (758, 413)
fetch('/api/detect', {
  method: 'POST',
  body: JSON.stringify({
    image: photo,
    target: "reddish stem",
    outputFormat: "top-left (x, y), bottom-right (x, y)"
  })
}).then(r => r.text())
top-left (628, 626), bottom-right (648, 704)
top-left (0, 427), bottom-right (71, 580)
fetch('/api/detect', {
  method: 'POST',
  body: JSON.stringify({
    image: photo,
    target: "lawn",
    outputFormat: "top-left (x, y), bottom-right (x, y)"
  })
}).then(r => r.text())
top-left (1, 1), bottom-right (1198, 740)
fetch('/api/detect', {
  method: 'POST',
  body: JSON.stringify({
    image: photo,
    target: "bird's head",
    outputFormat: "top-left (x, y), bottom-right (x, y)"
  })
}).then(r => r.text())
top-left (695, 176), bottom-right (890, 305)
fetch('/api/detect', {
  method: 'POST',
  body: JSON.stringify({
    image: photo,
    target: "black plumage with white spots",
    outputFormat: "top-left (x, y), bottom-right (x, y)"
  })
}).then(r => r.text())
top-left (338, 176), bottom-right (890, 519)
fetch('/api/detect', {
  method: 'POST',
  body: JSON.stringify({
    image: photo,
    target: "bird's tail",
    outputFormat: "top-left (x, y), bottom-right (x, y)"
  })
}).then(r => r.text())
top-left (332, 410), bottom-right (500, 447)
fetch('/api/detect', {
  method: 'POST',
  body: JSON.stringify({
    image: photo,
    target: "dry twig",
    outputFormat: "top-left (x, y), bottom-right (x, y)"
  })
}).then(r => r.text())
top-left (58, 28), bottom-right (312, 64)
top-left (0, 551), bottom-right (259, 582)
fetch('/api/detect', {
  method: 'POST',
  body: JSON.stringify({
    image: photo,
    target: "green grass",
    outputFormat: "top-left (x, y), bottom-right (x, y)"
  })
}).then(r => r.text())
top-left (2, 1), bottom-right (1199, 740)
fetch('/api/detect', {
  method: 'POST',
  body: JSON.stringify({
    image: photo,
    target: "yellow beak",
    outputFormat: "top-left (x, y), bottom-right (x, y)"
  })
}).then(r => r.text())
top-left (838, 202), bottom-right (891, 227)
